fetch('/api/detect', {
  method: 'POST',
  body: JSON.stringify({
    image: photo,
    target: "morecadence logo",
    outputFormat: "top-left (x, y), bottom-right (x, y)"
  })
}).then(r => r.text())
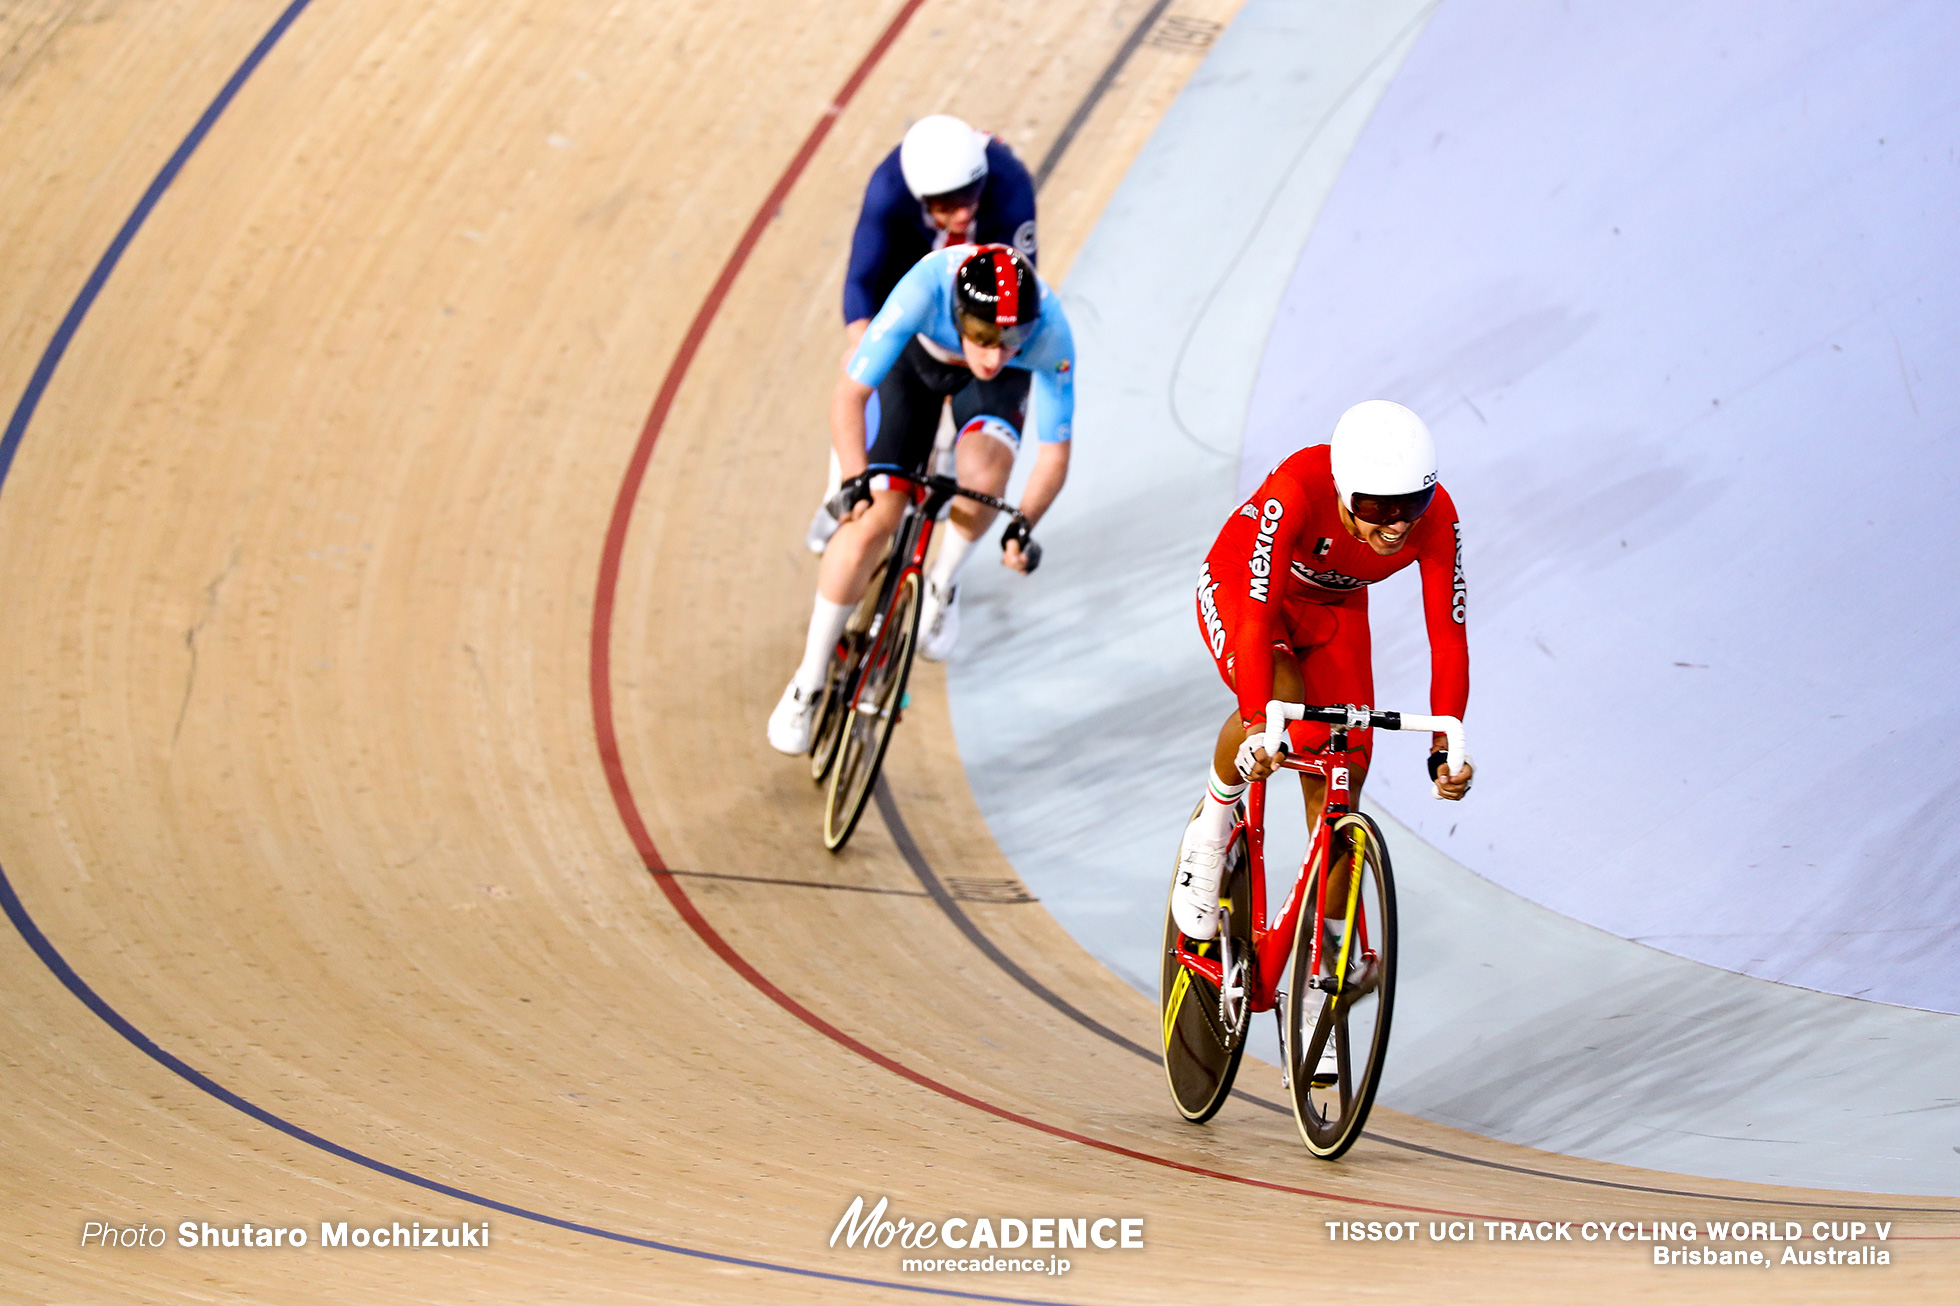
top-left (831, 1196), bottom-right (1143, 1276)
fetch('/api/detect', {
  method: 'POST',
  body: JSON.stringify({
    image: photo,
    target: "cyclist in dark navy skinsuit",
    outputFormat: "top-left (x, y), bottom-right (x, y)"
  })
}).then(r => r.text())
top-left (805, 114), bottom-right (1038, 553)
top-left (842, 121), bottom-right (1039, 331)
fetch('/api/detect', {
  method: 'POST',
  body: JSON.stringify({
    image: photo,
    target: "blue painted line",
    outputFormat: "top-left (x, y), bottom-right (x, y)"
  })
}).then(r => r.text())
top-left (0, 8), bottom-right (1078, 1302)
top-left (0, 0), bottom-right (312, 486)
top-left (0, 867), bottom-right (1072, 1301)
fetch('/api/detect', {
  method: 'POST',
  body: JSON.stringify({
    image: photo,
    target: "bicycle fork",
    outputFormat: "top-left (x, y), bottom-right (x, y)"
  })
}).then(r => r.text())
top-left (1306, 825), bottom-right (1370, 994)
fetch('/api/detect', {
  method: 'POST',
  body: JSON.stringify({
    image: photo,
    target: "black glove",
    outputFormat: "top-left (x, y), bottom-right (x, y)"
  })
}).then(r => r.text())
top-left (825, 472), bottom-right (873, 522)
top-left (1427, 749), bottom-right (1450, 782)
top-left (1000, 518), bottom-right (1042, 574)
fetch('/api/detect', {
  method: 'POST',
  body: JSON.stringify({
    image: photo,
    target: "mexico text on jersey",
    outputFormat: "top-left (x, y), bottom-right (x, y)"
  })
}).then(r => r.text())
top-left (1197, 443), bottom-right (1466, 733)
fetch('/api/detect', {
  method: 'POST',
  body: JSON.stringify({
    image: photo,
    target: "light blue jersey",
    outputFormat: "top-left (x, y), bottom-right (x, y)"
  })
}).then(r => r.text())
top-left (846, 246), bottom-right (1075, 443)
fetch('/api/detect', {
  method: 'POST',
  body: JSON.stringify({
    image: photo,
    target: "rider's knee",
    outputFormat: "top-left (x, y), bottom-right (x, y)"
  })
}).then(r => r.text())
top-left (828, 495), bottom-right (905, 565)
top-left (954, 417), bottom-right (1020, 484)
top-left (862, 490), bottom-right (908, 530)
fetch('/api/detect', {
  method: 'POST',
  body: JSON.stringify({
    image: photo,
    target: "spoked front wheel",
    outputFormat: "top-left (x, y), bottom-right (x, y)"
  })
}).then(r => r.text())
top-left (1160, 812), bottom-right (1254, 1123)
top-left (1285, 812), bottom-right (1397, 1159)
top-left (822, 570), bottom-right (922, 851)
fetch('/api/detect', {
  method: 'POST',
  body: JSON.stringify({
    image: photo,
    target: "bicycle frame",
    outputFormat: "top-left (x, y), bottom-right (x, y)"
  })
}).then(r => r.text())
top-left (840, 471), bottom-right (1031, 709)
top-left (1170, 701), bottom-right (1464, 1014)
top-left (1168, 742), bottom-right (1355, 1015)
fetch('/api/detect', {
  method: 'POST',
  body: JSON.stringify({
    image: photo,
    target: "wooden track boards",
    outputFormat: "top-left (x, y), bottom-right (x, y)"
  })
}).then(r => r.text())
top-left (1, 0), bottom-right (1955, 1301)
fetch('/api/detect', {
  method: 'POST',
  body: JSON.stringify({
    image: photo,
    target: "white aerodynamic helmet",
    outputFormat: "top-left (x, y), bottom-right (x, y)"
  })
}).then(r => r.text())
top-left (899, 114), bottom-right (990, 200)
top-left (1328, 400), bottom-right (1438, 525)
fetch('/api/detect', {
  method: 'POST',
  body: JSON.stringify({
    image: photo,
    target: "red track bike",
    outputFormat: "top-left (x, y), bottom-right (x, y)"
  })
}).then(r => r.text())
top-left (806, 471), bottom-right (1037, 851)
top-left (1160, 699), bottom-right (1465, 1159)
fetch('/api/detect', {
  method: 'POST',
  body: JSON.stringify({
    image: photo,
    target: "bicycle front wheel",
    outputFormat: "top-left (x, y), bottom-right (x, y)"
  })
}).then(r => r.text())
top-left (822, 570), bottom-right (922, 851)
top-left (1160, 808), bottom-right (1253, 1123)
top-left (1285, 812), bottom-right (1396, 1159)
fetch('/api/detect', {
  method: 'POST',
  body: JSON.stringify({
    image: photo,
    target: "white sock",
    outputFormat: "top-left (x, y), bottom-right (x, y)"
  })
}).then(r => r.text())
top-left (792, 596), bottom-right (853, 693)
top-left (928, 526), bottom-right (978, 595)
top-left (1193, 767), bottom-right (1247, 842)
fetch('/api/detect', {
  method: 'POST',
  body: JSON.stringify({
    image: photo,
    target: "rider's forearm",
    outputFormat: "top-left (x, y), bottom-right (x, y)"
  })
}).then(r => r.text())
top-left (830, 375), bottom-right (873, 479)
top-left (1017, 440), bottom-right (1070, 526)
top-left (838, 320), bottom-right (869, 371)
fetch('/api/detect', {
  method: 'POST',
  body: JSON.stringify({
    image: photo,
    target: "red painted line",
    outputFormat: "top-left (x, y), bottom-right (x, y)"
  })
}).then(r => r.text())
top-left (585, 0), bottom-right (1508, 1223)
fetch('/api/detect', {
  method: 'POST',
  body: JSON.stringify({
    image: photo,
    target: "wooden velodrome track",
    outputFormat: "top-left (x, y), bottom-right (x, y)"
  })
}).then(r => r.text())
top-left (3, 1), bottom-right (1956, 1301)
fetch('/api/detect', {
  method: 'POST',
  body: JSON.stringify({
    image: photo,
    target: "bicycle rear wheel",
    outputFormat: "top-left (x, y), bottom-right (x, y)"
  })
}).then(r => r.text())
top-left (1160, 808), bottom-right (1253, 1123)
top-left (809, 559), bottom-right (889, 782)
top-left (1285, 812), bottom-right (1396, 1159)
top-left (822, 570), bottom-right (922, 851)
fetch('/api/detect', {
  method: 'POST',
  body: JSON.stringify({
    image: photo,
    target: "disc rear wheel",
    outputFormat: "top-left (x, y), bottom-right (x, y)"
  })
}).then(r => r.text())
top-left (822, 570), bottom-right (922, 851)
top-left (1285, 812), bottom-right (1396, 1159)
top-left (1160, 811), bottom-right (1253, 1123)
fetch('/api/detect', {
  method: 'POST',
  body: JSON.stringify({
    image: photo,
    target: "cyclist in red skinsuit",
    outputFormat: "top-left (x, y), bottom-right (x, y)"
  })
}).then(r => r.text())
top-left (1200, 446), bottom-right (1467, 763)
top-left (1176, 401), bottom-right (1474, 943)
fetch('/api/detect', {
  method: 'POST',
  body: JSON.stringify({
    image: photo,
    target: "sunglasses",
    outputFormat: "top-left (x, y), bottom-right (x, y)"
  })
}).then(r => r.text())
top-left (956, 312), bottom-right (1024, 351)
top-left (1347, 486), bottom-right (1435, 526)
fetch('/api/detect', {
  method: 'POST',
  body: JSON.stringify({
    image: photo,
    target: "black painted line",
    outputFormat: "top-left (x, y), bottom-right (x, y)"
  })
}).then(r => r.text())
top-left (875, 778), bottom-right (1160, 1061)
top-left (925, 0), bottom-right (1959, 1218)
top-left (875, 783), bottom-right (1958, 1212)
top-left (876, 778), bottom-right (1957, 1212)
top-left (666, 867), bottom-right (931, 898)
top-left (1033, 0), bottom-right (1177, 190)
top-left (874, 777), bottom-right (1955, 1213)
top-left (0, 5), bottom-right (1089, 1299)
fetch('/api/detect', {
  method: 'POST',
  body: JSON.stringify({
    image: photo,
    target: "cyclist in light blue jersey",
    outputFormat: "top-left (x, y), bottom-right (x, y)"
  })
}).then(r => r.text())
top-left (768, 244), bottom-right (1076, 754)
top-left (804, 115), bottom-right (1039, 554)
top-left (844, 249), bottom-right (1073, 428)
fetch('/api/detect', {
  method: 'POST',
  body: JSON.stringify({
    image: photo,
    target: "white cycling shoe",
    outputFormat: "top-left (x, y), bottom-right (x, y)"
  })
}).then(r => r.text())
top-left (918, 581), bottom-right (960, 662)
top-left (767, 680), bottom-right (820, 755)
top-left (1172, 817), bottom-right (1229, 941)
top-left (804, 502), bottom-right (840, 555)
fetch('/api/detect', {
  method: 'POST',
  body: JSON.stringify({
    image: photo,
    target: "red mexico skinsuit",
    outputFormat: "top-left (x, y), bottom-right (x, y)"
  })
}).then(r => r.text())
top-left (1194, 444), bottom-right (1467, 772)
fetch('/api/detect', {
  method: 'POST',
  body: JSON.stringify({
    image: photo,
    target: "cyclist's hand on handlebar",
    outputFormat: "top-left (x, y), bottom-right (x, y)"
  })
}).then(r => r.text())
top-left (1427, 746), bottom-right (1474, 801)
top-left (826, 472), bottom-right (874, 525)
top-left (1235, 729), bottom-right (1286, 782)
top-left (1000, 518), bottom-right (1042, 574)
